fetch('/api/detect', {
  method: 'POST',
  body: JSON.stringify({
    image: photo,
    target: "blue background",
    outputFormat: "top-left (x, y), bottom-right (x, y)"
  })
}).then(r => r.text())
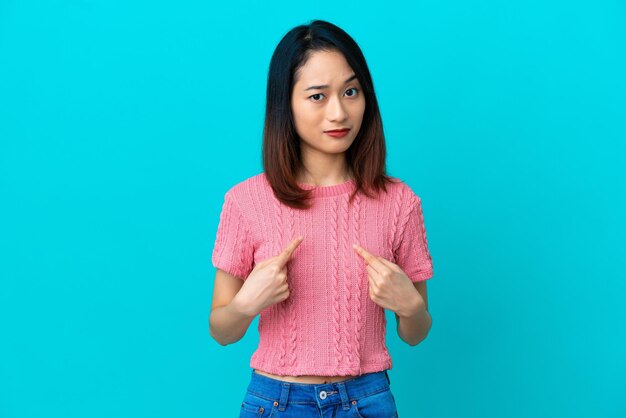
top-left (1, 1), bottom-right (625, 417)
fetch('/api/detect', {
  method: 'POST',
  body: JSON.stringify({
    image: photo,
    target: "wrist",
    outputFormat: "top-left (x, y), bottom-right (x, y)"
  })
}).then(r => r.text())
top-left (397, 292), bottom-right (426, 319)
top-left (230, 295), bottom-right (257, 319)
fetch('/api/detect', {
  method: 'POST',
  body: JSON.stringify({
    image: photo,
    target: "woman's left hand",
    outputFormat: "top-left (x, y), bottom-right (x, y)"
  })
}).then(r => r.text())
top-left (352, 243), bottom-right (424, 317)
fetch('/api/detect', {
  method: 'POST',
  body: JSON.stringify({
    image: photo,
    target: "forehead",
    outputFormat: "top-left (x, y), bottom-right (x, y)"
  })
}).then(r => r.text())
top-left (295, 50), bottom-right (355, 83)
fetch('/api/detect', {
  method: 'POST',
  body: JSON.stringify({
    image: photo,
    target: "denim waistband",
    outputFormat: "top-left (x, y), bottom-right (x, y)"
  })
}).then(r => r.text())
top-left (245, 369), bottom-right (391, 410)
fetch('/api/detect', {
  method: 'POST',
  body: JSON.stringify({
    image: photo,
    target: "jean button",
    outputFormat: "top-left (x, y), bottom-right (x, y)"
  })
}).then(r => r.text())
top-left (319, 390), bottom-right (327, 400)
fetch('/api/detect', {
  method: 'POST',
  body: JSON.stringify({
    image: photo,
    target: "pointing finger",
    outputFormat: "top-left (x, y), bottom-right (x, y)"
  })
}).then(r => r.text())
top-left (352, 243), bottom-right (387, 275)
top-left (276, 236), bottom-right (304, 266)
top-left (377, 256), bottom-right (402, 272)
top-left (366, 264), bottom-right (381, 287)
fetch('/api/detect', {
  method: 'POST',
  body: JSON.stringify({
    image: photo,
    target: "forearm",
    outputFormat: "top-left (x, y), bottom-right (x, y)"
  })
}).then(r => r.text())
top-left (209, 299), bottom-right (256, 346)
top-left (396, 300), bottom-right (432, 346)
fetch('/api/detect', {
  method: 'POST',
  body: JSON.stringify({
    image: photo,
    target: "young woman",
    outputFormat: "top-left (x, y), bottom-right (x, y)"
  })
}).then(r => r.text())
top-left (209, 19), bottom-right (434, 418)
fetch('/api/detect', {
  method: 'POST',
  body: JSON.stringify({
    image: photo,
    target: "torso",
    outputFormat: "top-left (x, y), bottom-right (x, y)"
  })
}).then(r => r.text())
top-left (253, 369), bottom-right (359, 384)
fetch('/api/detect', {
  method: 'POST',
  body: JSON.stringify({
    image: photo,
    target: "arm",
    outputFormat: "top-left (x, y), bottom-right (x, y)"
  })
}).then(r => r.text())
top-left (209, 269), bottom-right (256, 346)
top-left (395, 280), bottom-right (432, 346)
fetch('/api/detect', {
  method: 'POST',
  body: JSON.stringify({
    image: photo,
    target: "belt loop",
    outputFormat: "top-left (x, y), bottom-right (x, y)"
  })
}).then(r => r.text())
top-left (385, 370), bottom-right (390, 385)
top-left (278, 382), bottom-right (290, 412)
top-left (337, 382), bottom-right (350, 411)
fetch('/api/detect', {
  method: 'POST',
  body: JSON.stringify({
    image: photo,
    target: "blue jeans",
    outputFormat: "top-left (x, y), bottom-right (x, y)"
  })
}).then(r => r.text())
top-left (239, 369), bottom-right (398, 417)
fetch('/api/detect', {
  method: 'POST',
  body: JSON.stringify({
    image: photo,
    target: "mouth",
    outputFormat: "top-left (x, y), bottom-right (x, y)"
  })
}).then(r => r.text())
top-left (324, 128), bottom-right (351, 138)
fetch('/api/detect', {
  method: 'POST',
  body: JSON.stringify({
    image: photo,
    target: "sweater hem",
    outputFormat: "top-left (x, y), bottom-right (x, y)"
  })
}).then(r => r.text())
top-left (249, 359), bottom-right (393, 377)
top-left (409, 269), bottom-right (434, 282)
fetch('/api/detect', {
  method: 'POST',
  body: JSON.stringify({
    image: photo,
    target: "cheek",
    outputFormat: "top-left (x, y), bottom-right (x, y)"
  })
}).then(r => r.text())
top-left (293, 105), bottom-right (321, 131)
top-left (350, 102), bottom-right (366, 128)
top-left (355, 98), bottom-right (366, 117)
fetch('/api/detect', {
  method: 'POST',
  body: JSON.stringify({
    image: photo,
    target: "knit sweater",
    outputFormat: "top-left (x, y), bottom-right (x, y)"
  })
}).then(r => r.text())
top-left (211, 172), bottom-right (434, 376)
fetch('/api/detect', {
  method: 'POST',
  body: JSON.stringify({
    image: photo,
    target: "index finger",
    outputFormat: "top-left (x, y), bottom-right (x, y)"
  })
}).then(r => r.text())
top-left (275, 236), bottom-right (304, 266)
top-left (352, 244), bottom-right (387, 274)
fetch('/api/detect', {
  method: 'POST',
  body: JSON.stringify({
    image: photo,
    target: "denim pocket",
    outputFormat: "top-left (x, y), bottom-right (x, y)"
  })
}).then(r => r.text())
top-left (239, 392), bottom-right (278, 418)
top-left (352, 387), bottom-right (398, 418)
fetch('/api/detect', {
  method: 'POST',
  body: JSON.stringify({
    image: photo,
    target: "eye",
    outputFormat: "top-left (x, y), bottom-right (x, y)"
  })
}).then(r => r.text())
top-left (308, 87), bottom-right (360, 102)
top-left (345, 87), bottom-right (359, 97)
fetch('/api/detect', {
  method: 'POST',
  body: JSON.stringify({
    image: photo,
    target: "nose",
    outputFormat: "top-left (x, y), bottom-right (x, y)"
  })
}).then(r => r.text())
top-left (326, 95), bottom-right (348, 122)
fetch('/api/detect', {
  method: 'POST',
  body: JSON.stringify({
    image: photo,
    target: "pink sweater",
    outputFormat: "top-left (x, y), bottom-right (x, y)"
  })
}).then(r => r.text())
top-left (212, 172), bottom-right (434, 376)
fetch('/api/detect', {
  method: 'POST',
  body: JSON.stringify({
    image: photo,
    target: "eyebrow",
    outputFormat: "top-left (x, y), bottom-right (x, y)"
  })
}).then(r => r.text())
top-left (304, 74), bottom-right (358, 91)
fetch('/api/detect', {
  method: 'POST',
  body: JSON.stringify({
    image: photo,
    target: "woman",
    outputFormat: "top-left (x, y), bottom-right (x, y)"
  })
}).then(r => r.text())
top-left (209, 19), bottom-right (434, 418)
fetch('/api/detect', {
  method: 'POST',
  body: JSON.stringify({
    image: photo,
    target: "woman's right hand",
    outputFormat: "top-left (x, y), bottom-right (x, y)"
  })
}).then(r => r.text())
top-left (232, 236), bottom-right (304, 318)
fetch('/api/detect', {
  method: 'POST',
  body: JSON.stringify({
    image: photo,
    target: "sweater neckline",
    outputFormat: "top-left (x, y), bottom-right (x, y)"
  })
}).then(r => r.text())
top-left (296, 178), bottom-right (356, 198)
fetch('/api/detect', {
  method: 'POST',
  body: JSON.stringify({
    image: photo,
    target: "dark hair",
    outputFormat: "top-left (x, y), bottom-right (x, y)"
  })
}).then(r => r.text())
top-left (262, 19), bottom-right (398, 209)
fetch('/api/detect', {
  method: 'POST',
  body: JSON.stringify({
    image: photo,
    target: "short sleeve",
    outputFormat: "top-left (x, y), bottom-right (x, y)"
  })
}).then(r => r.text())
top-left (211, 190), bottom-right (255, 281)
top-left (394, 192), bottom-right (434, 282)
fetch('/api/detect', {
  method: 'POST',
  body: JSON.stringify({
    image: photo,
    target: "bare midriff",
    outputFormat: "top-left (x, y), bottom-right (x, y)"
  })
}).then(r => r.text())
top-left (253, 369), bottom-right (359, 384)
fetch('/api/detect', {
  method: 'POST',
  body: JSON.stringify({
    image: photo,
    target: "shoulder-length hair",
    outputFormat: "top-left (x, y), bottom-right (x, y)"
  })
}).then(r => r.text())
top-left (262, 19), bottom-right (398, 210)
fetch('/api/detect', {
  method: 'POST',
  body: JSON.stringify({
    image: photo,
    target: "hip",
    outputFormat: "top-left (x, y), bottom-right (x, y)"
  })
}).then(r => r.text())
top-left (239, 369), bottom-right (398, 418)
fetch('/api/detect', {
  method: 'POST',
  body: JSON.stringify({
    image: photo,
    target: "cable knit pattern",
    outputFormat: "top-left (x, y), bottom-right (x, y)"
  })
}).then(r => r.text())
top-left (286, 205), bottom-right (298, 369)
top-left (212, 172), bottom-right (434, 376)
top-left (352, 192), bottom-right (364, 375)
top-left (274, 200), bottom-right (287, 369)
top-left (341, 193), bottom-right (353, 367)
top-left (330, 198), bottom-right (342, 369)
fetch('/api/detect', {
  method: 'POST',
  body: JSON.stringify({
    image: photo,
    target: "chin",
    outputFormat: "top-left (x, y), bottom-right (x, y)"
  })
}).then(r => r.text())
top-left (324, 140), bottom-right (354, 152)
top-left (302, 137), bottom-right (355, 154)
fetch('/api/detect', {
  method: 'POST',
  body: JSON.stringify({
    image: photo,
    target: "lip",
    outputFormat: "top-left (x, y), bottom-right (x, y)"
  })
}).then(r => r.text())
top-left (324, 128), bottom-right (350, 133)
top-left (325, 129), bottom-right (350, 138)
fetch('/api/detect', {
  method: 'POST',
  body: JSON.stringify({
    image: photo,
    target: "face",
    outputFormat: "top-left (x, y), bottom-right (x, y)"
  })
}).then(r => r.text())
top-left (290, 49), bottom-right (366, 157)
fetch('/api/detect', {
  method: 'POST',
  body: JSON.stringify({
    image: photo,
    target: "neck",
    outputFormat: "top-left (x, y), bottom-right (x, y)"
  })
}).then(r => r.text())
top-left (296, 149), bottom-right (353, 186)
